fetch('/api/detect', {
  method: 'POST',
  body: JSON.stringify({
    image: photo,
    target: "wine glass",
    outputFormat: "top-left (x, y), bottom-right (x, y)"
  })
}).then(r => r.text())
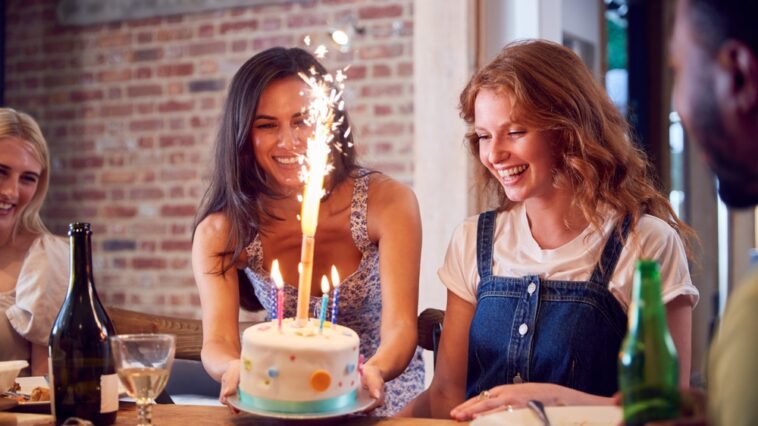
top-left (110, 334), bottom-right (175, 426)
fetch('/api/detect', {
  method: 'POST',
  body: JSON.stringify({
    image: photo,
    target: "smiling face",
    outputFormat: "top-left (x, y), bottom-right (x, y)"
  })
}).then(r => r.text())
top-left (251, 76), bottom-right (314, 191)
top-left (474, 88), bottom-right (559, 203)
top-left (0, 137), bottom-right (43, 236)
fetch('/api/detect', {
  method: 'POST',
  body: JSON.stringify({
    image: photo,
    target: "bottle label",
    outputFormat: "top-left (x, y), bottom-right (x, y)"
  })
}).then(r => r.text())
top-left (100, 373), bottom-right (119, 413)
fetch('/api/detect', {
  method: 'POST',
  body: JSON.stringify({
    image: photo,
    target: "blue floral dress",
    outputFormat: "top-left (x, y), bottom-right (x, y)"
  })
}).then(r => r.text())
top-left (244, 170), bottom-right (425, 416)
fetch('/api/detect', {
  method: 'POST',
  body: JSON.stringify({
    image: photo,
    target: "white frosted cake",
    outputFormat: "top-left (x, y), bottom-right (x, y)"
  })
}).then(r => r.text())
top-left (238, 318), bottom-right (361, 413)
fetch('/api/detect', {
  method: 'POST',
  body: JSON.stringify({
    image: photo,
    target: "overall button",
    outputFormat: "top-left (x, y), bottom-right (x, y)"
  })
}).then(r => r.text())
top-left (513, 373), bottom-right (523, 384)
top-left (527, 282), bottom-right (537, 295)
top-left (518, 323), bottom-right (529, 336)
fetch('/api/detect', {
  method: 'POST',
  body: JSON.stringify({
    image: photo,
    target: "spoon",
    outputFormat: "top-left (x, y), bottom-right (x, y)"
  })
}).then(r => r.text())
top-left (527, 399), bottom-right (551, 426)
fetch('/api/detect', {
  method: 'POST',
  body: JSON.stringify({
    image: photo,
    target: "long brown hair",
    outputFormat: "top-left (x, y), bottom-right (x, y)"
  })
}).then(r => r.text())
top-left (193, 47), bottom-right (360, 272)
top-left (460, 40), bottom-right (693, 250)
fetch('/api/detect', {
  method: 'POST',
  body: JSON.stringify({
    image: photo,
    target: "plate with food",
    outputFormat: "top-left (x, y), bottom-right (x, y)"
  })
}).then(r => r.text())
top-left (4, 376), bottom-right (51, 414)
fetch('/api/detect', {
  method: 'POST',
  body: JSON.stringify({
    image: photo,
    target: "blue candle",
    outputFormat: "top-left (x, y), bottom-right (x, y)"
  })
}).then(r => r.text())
top-left (319, 276), bottom-right (330, 333)
top-left (330, 266), bottom-right (341, 325)
top-left (271, 284), bottom-right (277, 321)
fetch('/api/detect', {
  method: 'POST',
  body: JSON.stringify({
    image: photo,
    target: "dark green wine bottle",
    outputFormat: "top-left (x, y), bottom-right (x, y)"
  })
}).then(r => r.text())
top-left (48, 223), bottom-right (118, 425)
top-left (619, 259), bottom-right (680, 426)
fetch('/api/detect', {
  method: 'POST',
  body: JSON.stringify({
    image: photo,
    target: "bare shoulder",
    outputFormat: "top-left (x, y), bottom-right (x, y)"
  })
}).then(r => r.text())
top-left (365, 173), bottom-right (420, 239)
top-left (367, 172), bottom-right (419, 211)
top-left (194, 212), bottom-right (235, 250)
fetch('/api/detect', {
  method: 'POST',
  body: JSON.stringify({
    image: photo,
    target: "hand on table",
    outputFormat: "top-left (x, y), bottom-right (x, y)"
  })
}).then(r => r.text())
top-left (219, 360), bottom-right (240, 413)
top-left (450, 382), bottom-right (569, 421)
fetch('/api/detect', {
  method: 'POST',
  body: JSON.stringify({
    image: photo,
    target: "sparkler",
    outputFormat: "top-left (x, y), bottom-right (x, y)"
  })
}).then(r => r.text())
top-left (294, 44), bottom-right (348, 326)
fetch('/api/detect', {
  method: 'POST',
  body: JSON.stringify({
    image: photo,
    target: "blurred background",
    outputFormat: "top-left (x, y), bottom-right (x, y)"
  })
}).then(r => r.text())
top-left (2, 0), bottom-right (756, 386)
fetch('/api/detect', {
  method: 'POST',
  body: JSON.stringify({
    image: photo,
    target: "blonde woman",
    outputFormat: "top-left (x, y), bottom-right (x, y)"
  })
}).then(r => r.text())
top-left (401, 40), bottom-right (698, 419)
top-left (0, 108), bottom-right (67, 375)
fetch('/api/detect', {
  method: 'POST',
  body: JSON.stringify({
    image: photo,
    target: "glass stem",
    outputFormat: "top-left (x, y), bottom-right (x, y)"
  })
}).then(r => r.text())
top-left (137, 402), bottom-right (153, 426)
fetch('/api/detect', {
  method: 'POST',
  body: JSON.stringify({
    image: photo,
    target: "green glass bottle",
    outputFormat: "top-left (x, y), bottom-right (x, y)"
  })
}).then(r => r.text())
top-left (619, 259), bottom-right (680, 425)
top-left (49, 223), bottom-right (118, 425)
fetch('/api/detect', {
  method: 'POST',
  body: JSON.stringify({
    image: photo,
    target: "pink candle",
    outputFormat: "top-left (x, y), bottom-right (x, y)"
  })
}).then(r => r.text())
top-left (271, 260), bottom-right (285, 331)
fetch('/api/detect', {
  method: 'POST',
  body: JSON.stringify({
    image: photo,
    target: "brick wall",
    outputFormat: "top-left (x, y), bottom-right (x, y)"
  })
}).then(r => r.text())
top-left (4, 0), bottom-right (414, 318)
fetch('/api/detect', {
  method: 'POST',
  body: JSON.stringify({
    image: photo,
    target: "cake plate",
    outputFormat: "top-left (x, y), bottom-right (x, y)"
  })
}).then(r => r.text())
top-left (228, 389), bottom-right (377, 420)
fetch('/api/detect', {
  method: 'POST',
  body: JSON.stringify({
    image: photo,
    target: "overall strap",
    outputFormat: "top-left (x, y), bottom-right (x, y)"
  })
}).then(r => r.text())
top-left (588, 214), bottom-right (633, 285)
top-left (476, 211), bottom-right (498, 280)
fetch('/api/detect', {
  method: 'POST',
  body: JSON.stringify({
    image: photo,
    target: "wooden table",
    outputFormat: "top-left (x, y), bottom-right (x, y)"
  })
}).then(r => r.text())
top-left (113, 404), bottom-right (466, 425)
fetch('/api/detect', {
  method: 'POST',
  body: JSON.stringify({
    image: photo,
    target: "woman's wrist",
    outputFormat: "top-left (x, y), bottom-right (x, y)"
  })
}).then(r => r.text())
top-left (363, 359), bottom-right (387, 380)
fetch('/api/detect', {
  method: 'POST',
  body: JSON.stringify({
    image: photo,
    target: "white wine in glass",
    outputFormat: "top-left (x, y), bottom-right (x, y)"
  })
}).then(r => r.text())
top-left (111, 334), bottom-right (175, 426)
top-left (118, 367), bottom-right (170, 404)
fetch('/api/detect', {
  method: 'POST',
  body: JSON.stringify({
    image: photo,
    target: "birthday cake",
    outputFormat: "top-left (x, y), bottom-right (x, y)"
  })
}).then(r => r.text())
top-left (238, 318), bottom-right (361, 413)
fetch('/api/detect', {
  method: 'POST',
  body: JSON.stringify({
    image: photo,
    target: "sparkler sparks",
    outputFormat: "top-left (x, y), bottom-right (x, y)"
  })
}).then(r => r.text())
top-left (294, 44), bottom-right (350, 325)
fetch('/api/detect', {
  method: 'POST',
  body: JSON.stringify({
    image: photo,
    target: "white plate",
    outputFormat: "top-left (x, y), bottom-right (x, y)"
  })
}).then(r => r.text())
top-left (8, 377), bottom-right (49, 411)
top-left (227, 389), bottom-right (377, 420)
top-left (471, 405), bottom-right (622, 426)
top-left (14, 376), bottom-right (48, 395)
top-left (16, 376), bottom-right (127, 396)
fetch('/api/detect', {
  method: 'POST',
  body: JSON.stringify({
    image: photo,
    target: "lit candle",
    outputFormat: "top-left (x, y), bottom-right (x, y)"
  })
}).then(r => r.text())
top-left (271, 259), bottom-right (285, 332)
top-left (330, 265), bottom-right (340, 326)
top-left (319, 276), bottom-right (330, 334)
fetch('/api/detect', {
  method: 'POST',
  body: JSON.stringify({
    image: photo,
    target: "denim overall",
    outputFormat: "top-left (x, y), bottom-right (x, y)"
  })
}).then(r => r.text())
top-left (465, 211), bottom-right (631, 399)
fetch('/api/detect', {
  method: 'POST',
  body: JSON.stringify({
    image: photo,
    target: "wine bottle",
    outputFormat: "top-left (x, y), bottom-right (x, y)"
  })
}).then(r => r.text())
top-left (48, 223), bottom-right (118, 425)
top-left (618, 259), bottom-right (680, 426)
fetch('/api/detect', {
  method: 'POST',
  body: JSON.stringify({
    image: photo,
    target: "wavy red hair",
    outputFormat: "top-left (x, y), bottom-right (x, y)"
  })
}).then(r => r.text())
top-left (460, 40), bottom-right (693, 251)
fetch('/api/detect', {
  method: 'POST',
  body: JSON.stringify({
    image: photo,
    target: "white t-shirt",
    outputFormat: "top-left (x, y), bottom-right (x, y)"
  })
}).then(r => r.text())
top-left (438, 204), bottom-right (699, 311)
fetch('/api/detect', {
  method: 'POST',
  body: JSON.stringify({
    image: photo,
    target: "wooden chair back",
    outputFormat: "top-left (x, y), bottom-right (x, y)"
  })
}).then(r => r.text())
top-left (107, 306), bottom-right (445, 364)
top-left (106, 306), bottom-right (259, 361)
top-left (417, 308), bottom-right (445, 367)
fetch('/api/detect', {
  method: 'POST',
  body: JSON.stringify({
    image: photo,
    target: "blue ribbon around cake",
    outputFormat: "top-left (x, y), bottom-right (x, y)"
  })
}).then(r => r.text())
top-left (238, 388), bottom-right (358, 413)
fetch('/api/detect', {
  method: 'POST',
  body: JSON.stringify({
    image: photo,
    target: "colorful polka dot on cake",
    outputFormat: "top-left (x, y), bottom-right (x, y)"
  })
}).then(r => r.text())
top-left (310, 370), bottom-right (332, 392)
top-left (267, 367), bottom-right (279, 378)
top-left (242, 358), bottom-right (252, 371)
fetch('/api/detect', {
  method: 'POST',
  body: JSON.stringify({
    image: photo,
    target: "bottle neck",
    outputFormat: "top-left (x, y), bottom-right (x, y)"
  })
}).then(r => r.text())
top-left (629, 262), bottom-right (667, 331)
top-left (68, 231), bottom-right (95, 295)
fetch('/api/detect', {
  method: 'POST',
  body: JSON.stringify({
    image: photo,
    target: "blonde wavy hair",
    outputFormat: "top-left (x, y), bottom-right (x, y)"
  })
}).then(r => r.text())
top-left (460, 40), bottom-right (693, 251)
top-left (0, 107), bottom-right (50, 238)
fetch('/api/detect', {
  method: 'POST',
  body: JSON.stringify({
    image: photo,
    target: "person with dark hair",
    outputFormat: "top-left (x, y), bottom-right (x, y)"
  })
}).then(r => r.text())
top-left (0, 107), bottom-right (68, 375)
top-left (399, 40), bottom-right (699, 419)
top-left (191, 47), bottom-right (424, 415)
top-left (669, 0), bottom-right (758, 424)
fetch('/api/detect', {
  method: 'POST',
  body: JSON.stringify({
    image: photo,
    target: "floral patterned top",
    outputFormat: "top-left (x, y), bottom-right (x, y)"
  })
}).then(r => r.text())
top-left (244, 170), bottom-right (425, 416)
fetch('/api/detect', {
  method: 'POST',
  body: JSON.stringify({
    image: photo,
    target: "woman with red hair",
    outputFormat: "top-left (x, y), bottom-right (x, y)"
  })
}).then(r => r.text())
top-left (401, 40), bottom-right (698, 420)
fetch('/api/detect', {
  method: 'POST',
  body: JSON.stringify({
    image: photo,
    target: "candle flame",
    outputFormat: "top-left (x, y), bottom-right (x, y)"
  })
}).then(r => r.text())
top-left (271, 259), bottom-right (284, 289)
top-left (321, 275), bottom-right (330, 293)
top-left (331, 265), bottom-right (340, 288)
